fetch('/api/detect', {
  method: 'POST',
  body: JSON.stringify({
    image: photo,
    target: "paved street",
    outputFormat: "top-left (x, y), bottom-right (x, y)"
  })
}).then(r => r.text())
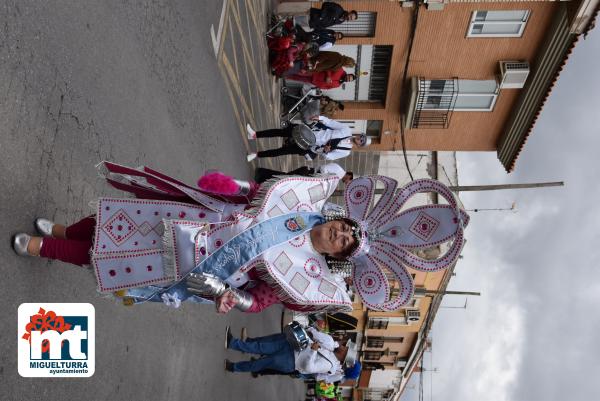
top-left (0, 1), bottom-right (304, 400)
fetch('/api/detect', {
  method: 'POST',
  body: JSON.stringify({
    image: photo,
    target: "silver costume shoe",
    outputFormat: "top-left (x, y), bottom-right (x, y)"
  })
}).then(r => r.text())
top-left (12, 233), bottom-right (33, 256)
top-left (35, 218), bottom-right (55, 237)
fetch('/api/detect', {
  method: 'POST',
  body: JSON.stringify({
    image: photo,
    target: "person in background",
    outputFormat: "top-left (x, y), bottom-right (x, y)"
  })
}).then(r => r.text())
top-left (309, 2), bottom-right (358, 30)
top-left (309, 51), bottom-right (355, 73)
top-left (286, 68), bottom-right (355, 90)
top-left (224, 325), bottom-right (358, 380)
top-left (320, 96), bottom-right (344, 118)
top-left (295, 28), bottom-right (344, 51)
top-left (246, 117), bottom-right (370, 162)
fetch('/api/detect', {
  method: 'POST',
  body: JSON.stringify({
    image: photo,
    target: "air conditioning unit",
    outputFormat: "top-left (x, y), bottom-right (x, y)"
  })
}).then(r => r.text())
top-left (406, 310), bottom-right (421, 323)
top-left (499, 61), bottom-right (530, 89)
top-left (396, 358), bottom-right (408, 369)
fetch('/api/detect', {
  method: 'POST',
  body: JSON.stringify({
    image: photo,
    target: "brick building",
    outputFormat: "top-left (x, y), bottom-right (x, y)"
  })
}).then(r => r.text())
top-left (280, 0), bottom-right (597, 172)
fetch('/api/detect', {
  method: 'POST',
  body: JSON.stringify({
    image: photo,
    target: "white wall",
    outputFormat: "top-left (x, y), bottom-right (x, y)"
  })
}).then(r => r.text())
top-left (377, 151), bottom-right (458, 207)
top-left (369, 369), bottom-right (403, 389)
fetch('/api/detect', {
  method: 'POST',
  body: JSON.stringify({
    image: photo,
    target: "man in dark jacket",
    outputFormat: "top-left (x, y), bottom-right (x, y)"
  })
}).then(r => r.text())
top-left (309, 2), bottom-right (358, 30)
top-left (295, 27), bottom-right (344, 50)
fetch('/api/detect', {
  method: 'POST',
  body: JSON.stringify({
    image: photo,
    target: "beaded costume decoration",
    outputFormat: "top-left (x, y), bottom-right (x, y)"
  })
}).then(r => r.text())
top-left (341, 177), bottom-right (470, 311)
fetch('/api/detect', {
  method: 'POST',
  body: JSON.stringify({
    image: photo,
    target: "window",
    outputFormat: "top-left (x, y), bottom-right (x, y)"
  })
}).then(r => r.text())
top-left (368, 317), bottom-right (389, 330)
top-left (367, 337), bottom-right (385, 348)
top-left (335, 119), bottom-right (381, 137)
top-left (421, 79), bottom-right (499, 112)
top-left (366, 120), bottom-right (383, 138)
top-left (336, 12), bottom-right (377, 37)
top-left (364, 351), bottom-right (384, 361)
top-left (363, 389), bottom-right (394, 401)
top-left (467, 10), bottom-right (530, 38)
top-left (403, 298), bottom-right (420, 309)
top-left (321, 44), bottom-right (391, 102)
top-left (368, 45), bottom-right (393, 102)
top-left (366, 336), bottom-right (405, 348)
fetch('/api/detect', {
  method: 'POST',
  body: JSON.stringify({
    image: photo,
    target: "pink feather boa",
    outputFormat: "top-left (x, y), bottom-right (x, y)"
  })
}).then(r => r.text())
top-left (197, 172), bottom-right (240, 195)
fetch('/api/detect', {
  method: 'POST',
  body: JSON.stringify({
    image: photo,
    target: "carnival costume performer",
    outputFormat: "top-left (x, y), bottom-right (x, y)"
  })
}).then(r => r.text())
top-left (13, 162), bottom-right (469, 314)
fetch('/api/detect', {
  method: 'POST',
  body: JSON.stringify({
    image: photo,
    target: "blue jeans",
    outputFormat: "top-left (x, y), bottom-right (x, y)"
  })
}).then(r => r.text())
top-left (229, 333), bottom-right (295, 373)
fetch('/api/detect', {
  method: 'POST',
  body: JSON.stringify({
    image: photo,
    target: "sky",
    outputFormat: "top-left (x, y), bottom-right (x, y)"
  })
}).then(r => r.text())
top-left (401, 23), bottom-right (600, 401)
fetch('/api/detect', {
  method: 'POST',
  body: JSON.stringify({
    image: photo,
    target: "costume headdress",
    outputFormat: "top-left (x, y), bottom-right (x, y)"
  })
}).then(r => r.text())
top-left (342, 177), bottom-right (469, 311)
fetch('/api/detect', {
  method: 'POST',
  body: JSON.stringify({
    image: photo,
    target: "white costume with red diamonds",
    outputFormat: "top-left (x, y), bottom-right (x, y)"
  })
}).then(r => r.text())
top-left (92, 162), bottom-right (352, 312)
top-left (344, 176), bottom-right (470, 311)
top-left (91, 162), bottom-right (469, 313)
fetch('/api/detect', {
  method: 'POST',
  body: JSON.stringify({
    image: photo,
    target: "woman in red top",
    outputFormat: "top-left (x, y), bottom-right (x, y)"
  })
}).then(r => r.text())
top-left (287, 68), bottom-right (355, 90)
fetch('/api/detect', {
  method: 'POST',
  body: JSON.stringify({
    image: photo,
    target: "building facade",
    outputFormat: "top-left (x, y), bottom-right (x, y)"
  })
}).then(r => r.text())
top-left (278, 1), bottom-right (597, 399)
top-left (280, 0), bottom-right (597, 171)
top-left (277, 1), bottom-right (596, 399)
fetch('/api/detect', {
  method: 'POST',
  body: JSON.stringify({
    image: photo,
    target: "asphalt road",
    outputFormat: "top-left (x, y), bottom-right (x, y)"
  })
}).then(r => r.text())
top-left (0, 1), bottom-right (304, 400)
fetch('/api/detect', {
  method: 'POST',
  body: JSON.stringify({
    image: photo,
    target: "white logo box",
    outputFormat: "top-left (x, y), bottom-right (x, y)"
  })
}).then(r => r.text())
top-left (18, 303), bottom-right (95, 377)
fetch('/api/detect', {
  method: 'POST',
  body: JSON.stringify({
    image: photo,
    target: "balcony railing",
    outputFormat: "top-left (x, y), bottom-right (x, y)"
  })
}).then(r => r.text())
top-left (408, 77), bottom-right (458, 129)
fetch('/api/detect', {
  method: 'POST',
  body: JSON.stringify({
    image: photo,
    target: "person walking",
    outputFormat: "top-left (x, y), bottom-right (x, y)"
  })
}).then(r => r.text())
top-left (224, 326), bottom-right (358, 378)
top-left (246, 117), bottom-right (371, 161)
top-left (286, 68), bottom-right (355, 90)
top-left (295, 28), bottom-right (344, 51)
top-left (309, 2), bottom-right (358, 30)
top-left (310, 51), bottom-right (355, 72)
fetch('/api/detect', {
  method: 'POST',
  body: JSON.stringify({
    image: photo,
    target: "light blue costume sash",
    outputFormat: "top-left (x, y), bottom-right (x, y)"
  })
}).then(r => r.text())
top-left (126, 212), bottom-right (324, 303)
top-left (197, 212), bottom-right (324, 280)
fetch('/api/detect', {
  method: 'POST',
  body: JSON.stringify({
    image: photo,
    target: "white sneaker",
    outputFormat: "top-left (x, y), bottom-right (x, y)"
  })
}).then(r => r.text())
top-left (246, 124), bottom-right (257, 140)
top-left (246, 153), bottom-right (257, 162)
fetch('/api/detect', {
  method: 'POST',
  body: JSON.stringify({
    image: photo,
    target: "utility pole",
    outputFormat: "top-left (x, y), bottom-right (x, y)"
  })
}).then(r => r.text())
top-left (332, 181), bottom-right (563, 197)
top-left (449, 181), bottom-right (564, 192)
top-left (415, 289), bottom-right (481, 297)
top-left (440, 298), bottom-right (469, 309)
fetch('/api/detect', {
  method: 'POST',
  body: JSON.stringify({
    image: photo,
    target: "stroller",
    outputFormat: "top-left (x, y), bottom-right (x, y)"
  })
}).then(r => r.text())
top-left (279, 86), bottom-right (322, 128)
top-left (266, 14), bottom-right (310, 39)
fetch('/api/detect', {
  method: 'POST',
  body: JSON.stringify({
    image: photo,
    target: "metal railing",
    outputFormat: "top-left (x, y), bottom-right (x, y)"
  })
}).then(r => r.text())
top-left (411, 78), bottom-right (458, 129)
top-left (336, 11), bottom-right (377, 37)
top-left (368, 45), bottom-right (393, 103)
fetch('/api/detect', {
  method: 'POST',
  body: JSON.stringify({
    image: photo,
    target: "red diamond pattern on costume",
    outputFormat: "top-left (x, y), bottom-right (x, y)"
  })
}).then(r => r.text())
top-left (101, 209), bottom-right (138, 246)
top-left (153, 221), bottom-right (165, 236)
top-left (290, 272), bottom-right (310, 295)
top-left (138, 222), bottom-right (153, 236)
top-left (268, 205), bottom-right (284, 218)
top-left (308, 184), bottom-right (326, 204)
top-left (281, 189), bottom-right (300, 210)
top-left (318, 279), bottom-right (337, 298)
top-left (274, 252), bottom-right (293, 275)
top-left (409, 211), bottom-right (440, 242)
